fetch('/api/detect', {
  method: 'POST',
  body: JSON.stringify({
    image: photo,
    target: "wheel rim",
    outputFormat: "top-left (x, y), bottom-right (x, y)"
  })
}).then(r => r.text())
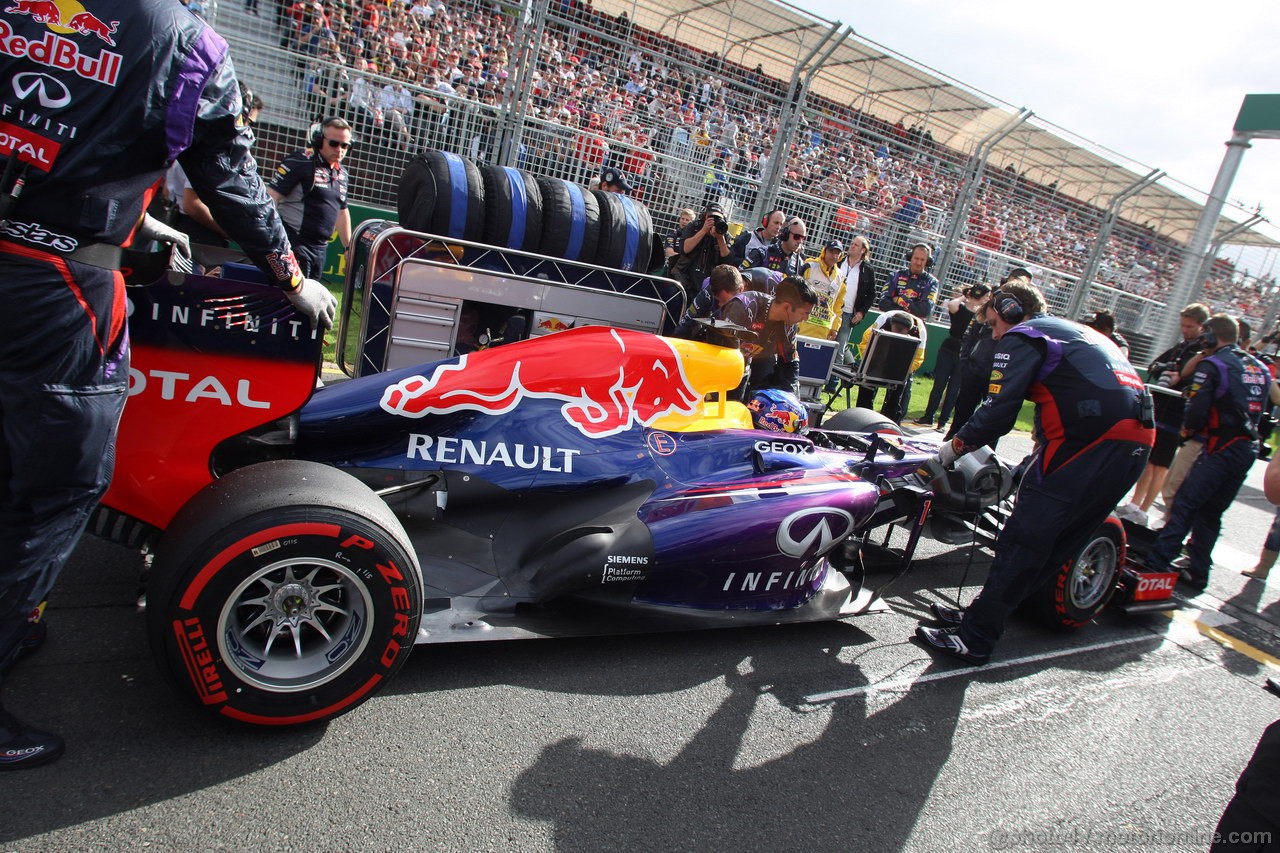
top-left (217, 557), bottom-right (375, 693)
top-left (1069, 536), bottom-right (1118, 611)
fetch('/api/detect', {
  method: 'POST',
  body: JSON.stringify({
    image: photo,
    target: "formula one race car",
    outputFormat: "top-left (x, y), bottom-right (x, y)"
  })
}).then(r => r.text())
top-left (91, 223), bottom-right (1175, 728)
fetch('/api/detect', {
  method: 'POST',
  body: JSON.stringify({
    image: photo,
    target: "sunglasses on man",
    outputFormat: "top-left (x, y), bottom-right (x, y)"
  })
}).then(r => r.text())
top-left (325, 138), bottom-right (352, 150)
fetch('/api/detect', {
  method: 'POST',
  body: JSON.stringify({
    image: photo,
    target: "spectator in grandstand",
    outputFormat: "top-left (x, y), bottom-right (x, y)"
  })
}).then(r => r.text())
top-left (730, 207), bottom-right (785, 270)
top-left (913, 283), bottom-right (987, 431)
top-left (673, 264), bottom-right (746, 340)
top-left (879, 243), bottom-right (939, 320)
top-left (854, 310), bottom-right (926, 423)
top-left (380, 80), bottom-right (415, 146)
top-left (347, 71), bottom-right (381, 138)
top-left (798, 240), bottom-right (847, 341)
top-left (1116, 303), bottom-right (1210, 526)
top-left (268, 117), bottom-right (353, 279)
top-left (1082, 310), bottom-right (1129, 358)
top-left (720, 275), bottom-right (818, 399)
top-left (670, 203), bottom-right (732, 300)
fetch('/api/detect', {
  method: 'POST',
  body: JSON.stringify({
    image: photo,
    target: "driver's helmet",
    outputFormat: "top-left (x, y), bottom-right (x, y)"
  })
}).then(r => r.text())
top-left (748, 389), bottom-right (808, 433)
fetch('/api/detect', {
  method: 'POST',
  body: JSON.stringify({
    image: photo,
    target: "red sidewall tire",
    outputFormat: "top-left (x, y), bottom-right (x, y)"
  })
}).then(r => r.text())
top-left (1022, 520), bottom-right (1123, 630)
top-left (147, 461), bottom-right (423, 726)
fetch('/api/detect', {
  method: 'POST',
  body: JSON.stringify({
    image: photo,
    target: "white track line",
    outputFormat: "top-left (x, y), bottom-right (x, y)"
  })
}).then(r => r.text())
top-left (804, 634), bottom-right (1166, 703)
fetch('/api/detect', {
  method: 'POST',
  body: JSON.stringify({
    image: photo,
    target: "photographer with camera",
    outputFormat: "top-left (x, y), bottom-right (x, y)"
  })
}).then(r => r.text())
top-left (670, 203), bottom-right (732, 300)
top-left (1142, 314), bottom-right (1271, 593)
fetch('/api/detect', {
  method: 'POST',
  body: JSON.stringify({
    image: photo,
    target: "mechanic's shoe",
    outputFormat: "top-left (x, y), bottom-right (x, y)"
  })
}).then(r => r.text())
top-left (930, 602), bottom-right (965, 627)
top-left (1177, 570), bottom-right (1207, 594)
top-left (910, 416), bottom-right (935, 427)
top-left (0, 709), bottom-right (64, 770)
top-left (1242, 550), bottom-right (1275, 581)
top-left (915, 625), bottom-right (989, 666)
top-left (1113, 503), bottom-right (1149, 526)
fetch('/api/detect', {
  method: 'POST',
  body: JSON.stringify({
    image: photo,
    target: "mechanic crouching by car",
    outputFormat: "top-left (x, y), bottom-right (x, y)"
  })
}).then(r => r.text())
top-left (719, 276), bottom-right (818, 400)
top-left (915, 278), bottom-right (1154, 665)
top-left (0, 0), bottom-right (337, 770)
top-left (1141, 314), bottom-right (1270, 594)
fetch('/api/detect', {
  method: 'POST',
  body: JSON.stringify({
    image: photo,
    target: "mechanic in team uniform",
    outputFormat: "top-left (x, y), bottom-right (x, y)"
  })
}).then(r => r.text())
top-left (916, 278), bottom-right (1154, 665)
top-left (1143, 314), bottom-right (1269, 593)
top-left (0, 0), bottom-right (335, 769)
top-left (719, 276), bottom-right (818, 399)
top-left (268, 117), bottom-right (354, 279)
top-left (672, 264), bottom-right (746, 339)
top-left (878, 242), bottom-right (939, 320)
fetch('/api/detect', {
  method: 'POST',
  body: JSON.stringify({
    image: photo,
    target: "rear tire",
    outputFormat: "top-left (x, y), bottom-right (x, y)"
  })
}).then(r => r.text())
top-left (1022, 520), bottom-right (1123, 630)
top-left (147, 461), bottom-right (423, 726)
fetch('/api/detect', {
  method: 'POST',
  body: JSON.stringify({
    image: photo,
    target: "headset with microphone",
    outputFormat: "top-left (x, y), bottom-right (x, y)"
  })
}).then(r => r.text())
top-left (990, 289), bottom-right (1026, 324)
top-left (905, 242), bottom-right (934, 269)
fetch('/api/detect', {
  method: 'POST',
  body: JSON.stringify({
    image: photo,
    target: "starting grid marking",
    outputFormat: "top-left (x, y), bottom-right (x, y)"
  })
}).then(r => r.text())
top-left (804, 604), bottom-right (1280, 705)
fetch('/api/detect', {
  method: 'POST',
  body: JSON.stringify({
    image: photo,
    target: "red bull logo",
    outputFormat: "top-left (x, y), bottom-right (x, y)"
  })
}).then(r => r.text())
top-left (380, 326), bottom-right (701, 438)
top-left (4, 0), bottom-right (121, 49)
top-left (537, 317), bottom-right (571, 333)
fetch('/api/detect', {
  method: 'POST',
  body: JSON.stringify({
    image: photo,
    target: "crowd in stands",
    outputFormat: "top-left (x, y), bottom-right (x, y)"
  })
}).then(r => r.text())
top-left (254, 0), bottom-right (1272, 319)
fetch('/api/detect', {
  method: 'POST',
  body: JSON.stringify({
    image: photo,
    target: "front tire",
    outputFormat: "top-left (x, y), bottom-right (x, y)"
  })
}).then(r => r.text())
top-left (1022, 520), bottom-right (1123, 629)
top-left (147, 461), bottom-right (423, 726)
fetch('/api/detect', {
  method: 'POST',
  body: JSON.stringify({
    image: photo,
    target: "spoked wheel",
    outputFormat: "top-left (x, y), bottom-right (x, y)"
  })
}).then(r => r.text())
top-left (1022, 520), bottom-right (1123, 630)
top-left (148, 461), bottom-right (423, 726)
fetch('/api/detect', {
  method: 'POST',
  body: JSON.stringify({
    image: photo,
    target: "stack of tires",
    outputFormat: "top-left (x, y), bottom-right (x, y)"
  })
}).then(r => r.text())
top-left (397, 150), bottom-right (655, 272)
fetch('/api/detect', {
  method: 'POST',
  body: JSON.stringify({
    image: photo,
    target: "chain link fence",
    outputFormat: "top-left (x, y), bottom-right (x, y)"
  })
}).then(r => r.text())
top-left (207, 0), bottom-right (1277, 365)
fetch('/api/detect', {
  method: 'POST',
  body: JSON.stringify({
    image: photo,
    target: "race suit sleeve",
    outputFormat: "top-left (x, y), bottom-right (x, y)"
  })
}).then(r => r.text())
top-left (877, 281), bottom-right (895, 312)
top-left (175, 49), bottom-right (302, 290)
top-left (728, 231), bottom-right (751, 267)
top-left (953, 332), bottom-right (1046, 453)
top-left (673, 287), bottom-right (714, 339)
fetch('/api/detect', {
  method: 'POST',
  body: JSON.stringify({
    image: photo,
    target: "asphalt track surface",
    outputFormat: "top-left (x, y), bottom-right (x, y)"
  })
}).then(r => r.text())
top-left (4, 431), bottom-right (1279, 852)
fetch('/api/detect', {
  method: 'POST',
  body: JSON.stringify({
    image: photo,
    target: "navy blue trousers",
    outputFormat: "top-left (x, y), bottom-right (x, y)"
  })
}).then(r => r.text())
top-left (958, 439), bottom-right (1148, 657)
top-left (0, 246), bottom-right (128, 683)
top-left (1146, 439), bottom-right (1256, 586)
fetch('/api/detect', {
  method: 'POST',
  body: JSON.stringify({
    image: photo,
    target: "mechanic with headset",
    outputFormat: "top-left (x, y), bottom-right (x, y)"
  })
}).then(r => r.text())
top-left (879, 243), bottom-right (939, 320)
top-left (0, 0), bottom-right (336, 770)
top-left (751, 216), bottom-right (808, 279)
top-left (719, 275), bottom-right (819, 400)
top-left (268, 117), bottom-right (354, 279)
top-left (916, 275), bottom-right (1154, 665)
top-left (729, 207), bottom-right (785, 270)
top-left (1141, 314), bottom-right (1270, 593)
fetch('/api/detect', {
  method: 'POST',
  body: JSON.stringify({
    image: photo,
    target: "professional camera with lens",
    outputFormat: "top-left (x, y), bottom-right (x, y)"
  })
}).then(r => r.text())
top-left (702, 204), bottom-right (729, 235)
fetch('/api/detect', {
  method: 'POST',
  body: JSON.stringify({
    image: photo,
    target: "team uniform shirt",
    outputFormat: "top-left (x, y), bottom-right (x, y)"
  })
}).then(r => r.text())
top-left (757, 243), bottom-right (805, 278)
top-left (798, 256), bottom-right (847, 339)
top-left (0, 0), bottom-right (300, 285)
top-left (269, 150), bottom-right (348, 247)
top-left (730, 227), bottom-right (771, 270)
top-left (720, 290), bottom-right (800, 393)
top-left (878, 269), bottom-right (938, 319)
top-left (1183, 346), bottom-right (1270, 453)
top-left (956, 316), bottom-right (1153, 474)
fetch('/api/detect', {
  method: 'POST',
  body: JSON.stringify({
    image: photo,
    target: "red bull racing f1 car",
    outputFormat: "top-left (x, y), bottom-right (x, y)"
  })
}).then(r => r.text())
top-left (91, 225), bottom-right (1177, 727)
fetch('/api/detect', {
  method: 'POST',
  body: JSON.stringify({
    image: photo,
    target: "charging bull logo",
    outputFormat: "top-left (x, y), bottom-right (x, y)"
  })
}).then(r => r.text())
top-left (380, 326), bottom-right (701, 438)
top-left (5, 2), bottom-right (120, 46)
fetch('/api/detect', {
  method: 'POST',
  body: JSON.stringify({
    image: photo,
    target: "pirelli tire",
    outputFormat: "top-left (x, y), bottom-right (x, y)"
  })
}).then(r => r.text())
top-left (537, 176), bottom-right (600, 263)
top-left (480, 163), bottom-right (543, 251)
top-left (821, 407), bottom-right (904, 436)
top-left (591, 189), bottom-right (653, 271)
top-left (1022, 518), bottom-right (1123, 630)
top-left (146, 460), bottom-right (423, 727)
top-left (397, 149), bottom-right (485, 241)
